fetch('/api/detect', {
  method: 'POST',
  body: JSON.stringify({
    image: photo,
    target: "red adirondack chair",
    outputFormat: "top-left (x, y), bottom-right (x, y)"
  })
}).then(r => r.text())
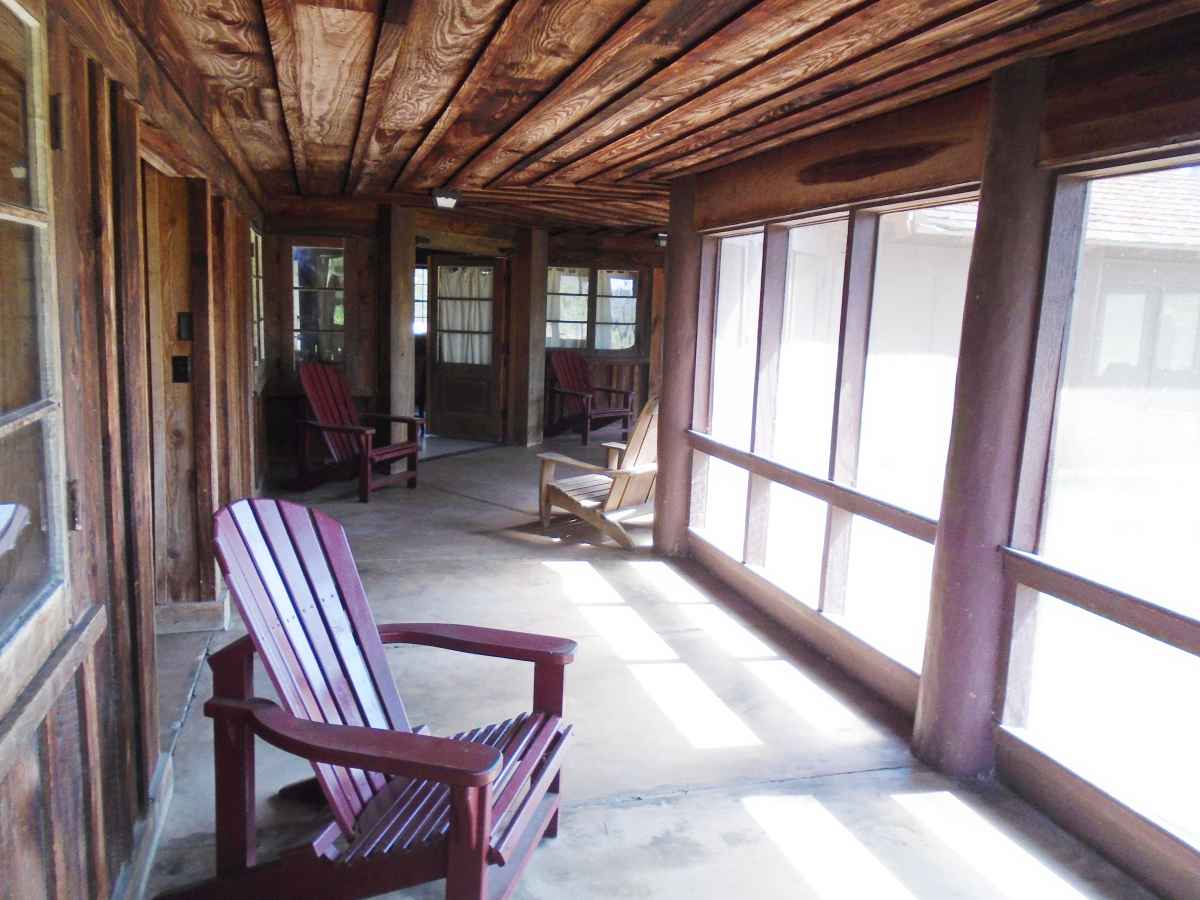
top-left (547, 350), bottom-right (634, 446)
top-left (160, 498), bottom-right (575, 900)
top-left (298, 362), bottom-right (422, 502)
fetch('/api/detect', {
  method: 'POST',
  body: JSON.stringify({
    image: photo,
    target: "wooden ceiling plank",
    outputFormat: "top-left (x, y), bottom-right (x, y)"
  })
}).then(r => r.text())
top-left (494, 0), bottom-right (866, 188)
top-left (552, 0), bottom-right (1048, 186)
top-left (261, 0), bottom-right (312, 194)
top-left (291, 1), bottom-right (381, 194)
top-left (387, 0), bottom-right (546, 190)
top-left (601, 0), bottom-right (1110, 184)
top-left (447, 0), bottom-right (759, 190)
top-left (638, 0), bottom-right (1200, 182)
top-left (353, 0), bottom-right (511, 195)
top-left (169, 0), bottom-right (276, 89)
top-left (345, 0), bottom-right (410, 194)
top-left (404, 0), bottom-right (645, 191)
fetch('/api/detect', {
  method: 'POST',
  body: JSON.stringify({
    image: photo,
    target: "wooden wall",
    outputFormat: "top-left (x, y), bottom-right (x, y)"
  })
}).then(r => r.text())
top-left (0, 2), bottom-right (265, 897)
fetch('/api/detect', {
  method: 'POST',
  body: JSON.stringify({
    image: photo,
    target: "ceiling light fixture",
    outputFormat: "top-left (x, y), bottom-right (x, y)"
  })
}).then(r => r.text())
top-left (433, 189), bottom-right (458, 210)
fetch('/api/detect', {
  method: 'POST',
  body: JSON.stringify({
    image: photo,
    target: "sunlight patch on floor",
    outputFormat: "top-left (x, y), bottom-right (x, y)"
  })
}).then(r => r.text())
top-left (744, 660), bottom-right (872, 737)
top-left (577, 605), bottom-right (678, 661)
top-left (893, 792), bottom-right (1088, 899)
top-left (542, 560), bottom-right (626, 604)
top-left (630, 662), bottom-right (761, 749)
top-left (743, 794), bottom-right (917, 899)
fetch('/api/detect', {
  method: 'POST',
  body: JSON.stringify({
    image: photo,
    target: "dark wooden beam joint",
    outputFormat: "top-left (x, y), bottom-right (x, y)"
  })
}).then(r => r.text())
top-left (912, 59), bottom-right (1056, 777)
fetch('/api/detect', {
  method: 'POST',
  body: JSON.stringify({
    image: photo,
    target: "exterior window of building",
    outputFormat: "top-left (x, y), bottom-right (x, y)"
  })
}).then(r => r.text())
top-left (545, 265), bottom-right (641, 352)
top-left (414, 265), bottom-right (428, 336)
top-left (292, 245), bottom-right (345, 367)
top-left (1012, 165), bottom-right (1200, 846)
top-left (249, 228), bottom-right (265, 367)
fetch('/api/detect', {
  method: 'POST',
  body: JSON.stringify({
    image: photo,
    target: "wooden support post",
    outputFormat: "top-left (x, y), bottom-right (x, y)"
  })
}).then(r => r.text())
top-left (654, 177), bottom-right (704, 556)
top-left (508, 226), bottom-right (548, 446)
top-left (112, 85), bottom-right (160, 796)
top-left (913, 60), bottom-right (1055, 776)
top-left (819, 211), bottom-right (877, 616)
top-left (188, 179), bottom-right (220, 603)
top-left (389, 205), bottom-right (416, 443)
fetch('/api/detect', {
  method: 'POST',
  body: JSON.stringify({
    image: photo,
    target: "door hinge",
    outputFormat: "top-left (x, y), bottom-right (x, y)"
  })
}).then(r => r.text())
top-left (66, 479), bottom-right (82, 531)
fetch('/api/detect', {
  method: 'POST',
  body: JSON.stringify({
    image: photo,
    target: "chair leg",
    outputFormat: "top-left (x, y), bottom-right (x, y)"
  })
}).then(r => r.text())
top-left (581, 412), bottom-right (591, 446)
top-left (446, 785), bottom-right (491, 900)
top-left (358, 455), bottom-right (371, 503)
top-left (407, 451), bottom-right (418, 489)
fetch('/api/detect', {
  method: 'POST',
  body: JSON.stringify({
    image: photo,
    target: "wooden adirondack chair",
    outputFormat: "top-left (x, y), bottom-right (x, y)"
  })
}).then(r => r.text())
top-left (547, 350), bottom-right (634, 446)
top-left (538, 400), bottom-right (658, 549)
top-left (161, 498), bottom-right (575, 900)
top-left (298, 362), bottom-right (423, 502)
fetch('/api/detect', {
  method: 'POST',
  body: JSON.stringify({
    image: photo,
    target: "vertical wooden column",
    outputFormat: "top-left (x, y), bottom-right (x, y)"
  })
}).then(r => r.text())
top-left (913, 60), bottom-right (1055, 775)
top-left (188, 178), bottom-right (220, 604)
top-left (112, 85), bottom-right (159, 795)
top-left (819, 211), bottom-right (877, 615)
top-left (744, 224), bottom-right (789, 566)
top-left (389, 205), bottom-right (416, 443)
top-left (654, 177), bottom-right (704, 556)
top-left (507, 225), bottom-right (548, 446)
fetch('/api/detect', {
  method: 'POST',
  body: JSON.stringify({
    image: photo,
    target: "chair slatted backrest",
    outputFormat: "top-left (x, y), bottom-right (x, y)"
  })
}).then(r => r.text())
top-left (213, 498), bottom-right (412, 835)
top-left (299, 362), bottom-right (362, 463)
top-left (605, 401), bottom-right (659, 511)
top-left (548, 350), bottom-right (594, 416)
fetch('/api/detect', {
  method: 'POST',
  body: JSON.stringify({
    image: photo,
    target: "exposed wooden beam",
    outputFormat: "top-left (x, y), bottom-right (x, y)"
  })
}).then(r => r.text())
top-left (262, 0), bottom-right (381, 195)
top-left (449, 0), bottom-right (758, 189)
top-left (346, 0), bottom-right (411, 194)
top-left (497, 0), bottom-right (866, 187)
top-left (53, 0), bottom-right (266, 218)
top-left (401, 0), bottom-right (643, 191)
top-left (629, 0), bottom-right (1200, 183)
top-left (352, 0), bottom-right (512, 195)
top-left (558, 0), bottom-right (1044, 186)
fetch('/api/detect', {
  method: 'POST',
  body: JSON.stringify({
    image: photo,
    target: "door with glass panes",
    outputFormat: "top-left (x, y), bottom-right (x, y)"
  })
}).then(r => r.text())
top-left (427, 255), bottom-right (505, 439)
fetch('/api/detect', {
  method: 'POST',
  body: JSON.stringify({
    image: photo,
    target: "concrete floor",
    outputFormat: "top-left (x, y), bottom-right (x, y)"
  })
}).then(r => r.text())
top-left (147, 427), bottom-right (1157, 898)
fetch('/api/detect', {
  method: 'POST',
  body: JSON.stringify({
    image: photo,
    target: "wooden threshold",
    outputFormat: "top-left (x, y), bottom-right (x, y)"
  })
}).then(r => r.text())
top-left (155, 594), bottom-right (231, 635)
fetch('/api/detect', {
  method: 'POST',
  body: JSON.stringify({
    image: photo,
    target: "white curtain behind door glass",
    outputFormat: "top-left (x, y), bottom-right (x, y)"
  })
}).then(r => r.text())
top-left (438, 265), bottom-right (494, 364)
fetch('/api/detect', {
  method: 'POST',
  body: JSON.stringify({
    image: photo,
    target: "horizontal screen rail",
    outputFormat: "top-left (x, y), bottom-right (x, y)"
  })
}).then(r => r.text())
top-left (1001, 547), bottom-right (1200, 658)
top-left (687, 430), bottom-right (938, 543)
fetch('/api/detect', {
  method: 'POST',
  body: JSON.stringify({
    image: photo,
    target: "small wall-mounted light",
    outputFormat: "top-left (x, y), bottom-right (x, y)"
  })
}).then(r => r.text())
top-left (655, 232), bottom-right (668, 248)
top-left (433, 189), bottom-right (458, 210)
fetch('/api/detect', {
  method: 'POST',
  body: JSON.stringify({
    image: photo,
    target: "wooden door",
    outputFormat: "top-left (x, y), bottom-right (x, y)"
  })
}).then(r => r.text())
top-left (427, 255), bottom-right (505, 439)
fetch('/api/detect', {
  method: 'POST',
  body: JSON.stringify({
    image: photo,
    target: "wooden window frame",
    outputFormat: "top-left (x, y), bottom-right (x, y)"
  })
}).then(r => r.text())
top-left (545, 263), bottom-right (649, 358)
top-left (691, 191), bottom-right (978, 676)
top-left (413, 264), bottom-right (428, 336)
top-left (250, 226), bottom-right (265, 369)
top-left (287, 235), bottom-right (347, 372)
top-left (0, 0), bottom-right (73, 722)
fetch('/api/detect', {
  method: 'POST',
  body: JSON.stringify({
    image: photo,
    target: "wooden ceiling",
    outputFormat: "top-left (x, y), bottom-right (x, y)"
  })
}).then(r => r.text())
top-left (155, 0), bottom-right (1198, 230)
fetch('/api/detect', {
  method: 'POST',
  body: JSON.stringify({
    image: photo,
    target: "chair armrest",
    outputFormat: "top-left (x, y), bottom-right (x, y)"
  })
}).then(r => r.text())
top-left (592, 386), bottom-right (634, 399)
top-left (607, 462), bottom-right (657, 478)
top-left (536, 451), bottom-right (606, 473)
top-left (602, 441), bottom-right (626, 469)
top-left (300, 420), bottom-right (375, 436)
top-left (205, 697), bottom-right (502, 786)
top-left (549, 387), bottom-right (592, 400)
top-left (361, 413), bottom-right (425, 426)
top-left (377, 623), bottom-right (577, 665)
